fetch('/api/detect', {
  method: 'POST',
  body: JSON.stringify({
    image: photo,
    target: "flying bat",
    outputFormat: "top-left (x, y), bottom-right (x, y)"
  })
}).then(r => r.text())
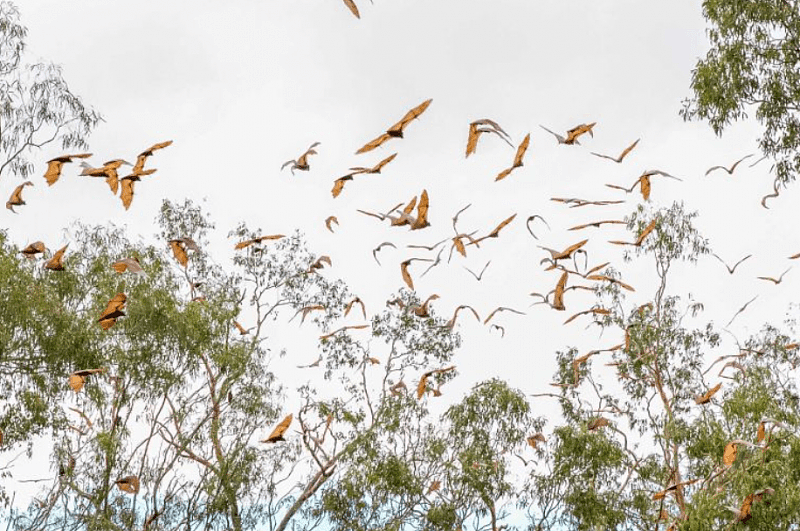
top-left (6, 181), bottom-right (32, 212)
top-left (590, 139), bottom-right (639, 163)
top-left (704, 154), bottom-right (753, 176)
top-left (470, 213), bottom-right (517, 245)
top-left (526, 215), bottom-right (550, 239)
top-left (712, 253), bottom-right (752, 274)
top-left (325, 216), bottom-right (339, 233)
top-left (356, 99), bottom-right (432, 154)
top-left (465, 118), bottom-right (513, 157)
top-left (261, 413), bottom-right (293, 443)
top-left (757, 267), bottom-right (791, 285)
top-left (495, 133), bottom-right (530, 181)
top-left (44, 244), bottom-right (69, 271)
top-left (133, 140), bottom-right (172, 173)
top-left (234, 234), bottom-right (285, 250)
top-left (372, 241), bottom-right (396, 265)
top-left (281, 141), bottom-right (320, 174)
top-left (43, 153), bottom-right (92, 186)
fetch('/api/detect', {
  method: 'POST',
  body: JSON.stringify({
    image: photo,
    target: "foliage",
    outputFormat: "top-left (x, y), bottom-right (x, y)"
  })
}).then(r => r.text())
top-left (683, 0), bottom-right (800, 190)
top-left (0, 0), bottom-right (101, 181)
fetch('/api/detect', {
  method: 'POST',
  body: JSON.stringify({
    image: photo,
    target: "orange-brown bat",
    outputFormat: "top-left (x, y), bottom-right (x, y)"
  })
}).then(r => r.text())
top-left (80, 159), bottom-right (132, 195)
top-left (133, 140), bottom-right (173, 173)
top-left (43, 153), bottom-right (92, 186)
top-left (234, 321), bottom-right (252, 335)
top-left (6, 181), bottom-right (32, 212)
top-left (605, 170), bottom-right (681, 201)
top-left (568, 220), bottom-right (625, 231)
top-left (400, 257), bottom-right (434, 290)
top-left (416, 365), bottom-right (456, 399)
top-left (412, 294), bottom-right (439, 318)
top-left (307, 255), bottom-right (332, 273)
top-left (610, 219), bottom-right (656, 247)
top-left (20, 241), bottom-right (46, 258)
top-left (349, 153), bottom-right (398, 175)
top-left (445, 304), bottom-right (480, 329)
top-left (44, 244), bottom-right (69, 271)
top-left (470, 213), bottom-right (517, 245)
top-left (552, 271), bottom-right (569, 311)
top-left (496, 133), bottom-right (530, 181)
top-left (120, 168), bottom-right (157, 210)
top-left (111, 257), bottom-right (146, 275)
top-left (388, 195), bottom-right (418, 227)
top-left (540, 122), bottom-right (595, 145)
top-left (410, 189), bottom-right (430, 230)
top-left (99, 292), bottom-right (127, 330)
top-left (563, 307), bottom-right (610, 325)
top-left (282, 142), bottom-right (320, 174)
top-left (465, 119), bottom-right (513, 157)
top-left (694, 382), bottom-right (722, 405)
top-left (115, 475), bottom-right (140, 494)
top-left (68, 368), bottom-right (105, 393)
top-left (319, 324), bottom-right (369, 340)
top-left (590, 139), bottom-right (639, 163)
top-left (325, 215), bottom-right (339, 233)
top-left (356, 99), bottom-right (432, 154)
top-left (331, 175), bottom-right (353, 198)
top-left (262, 413), bottom-right (293, 443)
top-left (234, 234), bottom-right (285, 250)
top-left (539, 239), bottom-right (588, 263)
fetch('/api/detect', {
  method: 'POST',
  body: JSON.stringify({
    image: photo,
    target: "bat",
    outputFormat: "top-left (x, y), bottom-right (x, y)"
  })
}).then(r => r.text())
top-left (356, 99), bottom-right (432, 154)
top-left (590, 139), bottom-right (639, 163)
top-left (43, 153), bottom-right (92, 186)
top-left (6, 181), bottom-right (33, 212)
top-left (495, 133), bottom-right (530, 181)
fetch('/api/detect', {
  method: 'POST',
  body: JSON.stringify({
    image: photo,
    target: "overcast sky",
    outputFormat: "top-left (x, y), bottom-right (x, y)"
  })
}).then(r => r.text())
top-left (5, 0), bottom-right (800, 512)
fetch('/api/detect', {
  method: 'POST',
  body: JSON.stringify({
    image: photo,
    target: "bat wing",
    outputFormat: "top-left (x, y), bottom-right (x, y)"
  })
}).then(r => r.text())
top-left (120, 178), bottom-right (135, 210)
top-left (513, 133), bottom-right (531, 167)
top-left (411, 189), bottom-right (429, 230)
top-left (552, 271), bottom-right (568, 311)
top-left (489, 213), bottom-right (517, 237)
top-left (372, 152), bottom-right (398, 172)
top-left (400, 261), bottom-right (414, 290)
top-left (390, 98), bottom-right (432, 133)
top-left (342, 0), bottom-right (360, 18)
top-left (331, 176), bottom-right (352, 198)
top-left (44, 161), bottom-right (64, 186)
top-left (169, 241), bottom-right (189, 267)
top-left (262, 414), bottom-right (293, 442)
top-left (634, 219), bottom-right (657, 246)
top-left (466, 123), bottom-right (480, 157)
top-left (356, 132), bottom-right (391, 154)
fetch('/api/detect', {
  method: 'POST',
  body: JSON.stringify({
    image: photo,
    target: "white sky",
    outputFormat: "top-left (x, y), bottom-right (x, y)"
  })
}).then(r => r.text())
top-left (4, 0), bottom-right (800, 514)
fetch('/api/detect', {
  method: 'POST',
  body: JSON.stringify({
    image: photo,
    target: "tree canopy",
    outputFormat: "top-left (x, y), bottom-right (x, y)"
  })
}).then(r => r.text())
top-left (683, 0), bottom-right (800, 195)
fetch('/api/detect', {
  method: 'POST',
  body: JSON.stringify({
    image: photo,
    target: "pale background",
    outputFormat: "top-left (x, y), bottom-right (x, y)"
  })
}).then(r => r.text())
top-left (4, 0), bottom-right (799, 510)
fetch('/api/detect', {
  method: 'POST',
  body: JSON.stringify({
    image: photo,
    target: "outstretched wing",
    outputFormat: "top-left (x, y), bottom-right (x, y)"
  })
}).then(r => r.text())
top-left (356, 133), bottom-right (392, 155)
top-left (389, 98), bottom-right (433, 134)
top-left (513, 133), bottom-right (531, 167)
top-left (342, 0), bottom-right (360, 18)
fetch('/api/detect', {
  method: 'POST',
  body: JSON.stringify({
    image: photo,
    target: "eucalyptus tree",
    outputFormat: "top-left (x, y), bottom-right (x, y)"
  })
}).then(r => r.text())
top-left (4, 200), bottom-right (348, 530)
top-left (525, 202), bottom-right (800, 530)
top-left (683, 0), bottom-right (800, 193)
top-left (0, 1), bottom-right (101, 182)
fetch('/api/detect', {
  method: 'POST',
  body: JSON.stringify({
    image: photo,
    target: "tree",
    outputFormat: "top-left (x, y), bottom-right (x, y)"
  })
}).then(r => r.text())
top-left (524, 202), bottom-right (800, 530)
top-left (682, 0), bottom-right (800, 193)
top-left (0, 0), bottom-right (101, 181)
